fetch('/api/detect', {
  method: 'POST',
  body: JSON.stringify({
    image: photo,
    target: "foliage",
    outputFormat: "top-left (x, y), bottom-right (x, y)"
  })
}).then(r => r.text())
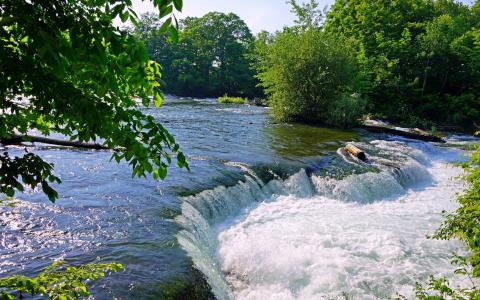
top-left (217, 96), bottom-right (248, 104)
top-left (325, 93), bottom-right (368, 128)
top-left (288, 0), bottom-right (326, 30)
top-left (0, 0), bottom-right (186, 298)
top-left (133, 0), bottom-right (480, 131)
top-left (135, 12), bottom-right (259, 98)
top-left (413, 274), bottom-right (480, 299)
top-left (324, 0), bottom-right (480, 131)
top-left (0, 0), bottom-right (188, 202)
top-left (257, 28), bottom-right (365, 127)
top-left (0, 151), bottom-right (61, 201)
top-left (434, 147), bottom-right (480, 273)
top-left (249, 31), bottom-right (275, 77)
top-left (0, 261), bottom-right (123, 300)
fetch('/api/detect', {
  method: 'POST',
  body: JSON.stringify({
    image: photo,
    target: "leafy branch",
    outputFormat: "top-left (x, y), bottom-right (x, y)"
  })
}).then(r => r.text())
top-left (0, 261), bottom-right (123, 300)
top-left (1, 0), bottom-right (187, 202)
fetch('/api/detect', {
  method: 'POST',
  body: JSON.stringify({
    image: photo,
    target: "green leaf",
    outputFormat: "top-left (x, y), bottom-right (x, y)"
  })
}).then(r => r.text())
top-left (173, 0), bottom-right (183, 11)
top-left (158, 166), bottom-right (167, 180)
top-left (177, 152), bottom-right (188, 169)
top-left (169, 25), bottom-right (178, 42)
top-left (159, 5), bottom-right (173, 19)
top-left (120, 11), bottom-right (129, 23)
top-left (159, 18), bottom-right (171, 33)
top-left (154, 92), bottom-right (163, 107)
top-left (20, 35), bottom-right (29, 44)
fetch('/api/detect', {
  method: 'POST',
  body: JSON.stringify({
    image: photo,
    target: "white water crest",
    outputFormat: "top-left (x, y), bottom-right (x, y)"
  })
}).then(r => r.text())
top-left (176, 139), bottom-right (469, 299)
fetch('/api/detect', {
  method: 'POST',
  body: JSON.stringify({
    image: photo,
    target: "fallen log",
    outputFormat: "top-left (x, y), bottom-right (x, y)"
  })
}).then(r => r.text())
top-left (413, 128), bottom-right (430, 136)
top-left (345, 143), bottom-right (367, 161)
top-left (359, 125), bottom-right (446, 143)
top-left (0, 134), bottom-right (111, 150)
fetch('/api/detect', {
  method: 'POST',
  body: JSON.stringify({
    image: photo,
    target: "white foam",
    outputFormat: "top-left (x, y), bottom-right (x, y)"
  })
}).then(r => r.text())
top-left (216, 162), bottom-right (464, 299)
top-left (176, 169), bottom-right (315, 299)
top-left (177, 139), bottom-right (470, 299)
top-left (312, 171), bottom-right (405, 203)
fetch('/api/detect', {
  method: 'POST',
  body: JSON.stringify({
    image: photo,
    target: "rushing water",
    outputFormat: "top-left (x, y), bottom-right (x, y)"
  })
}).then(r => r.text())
top-left (0, 97), bottom-right (475, 299)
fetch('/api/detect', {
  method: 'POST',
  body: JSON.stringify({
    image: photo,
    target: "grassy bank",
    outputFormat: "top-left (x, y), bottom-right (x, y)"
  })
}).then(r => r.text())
top-left (217, 96), bottom-right (248, 104)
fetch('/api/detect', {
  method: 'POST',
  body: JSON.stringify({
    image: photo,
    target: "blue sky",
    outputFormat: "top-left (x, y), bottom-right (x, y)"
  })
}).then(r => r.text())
top-left (130, 0), bottom-right (332, 33)
top-left (130, 0), bottom-right (474, 34)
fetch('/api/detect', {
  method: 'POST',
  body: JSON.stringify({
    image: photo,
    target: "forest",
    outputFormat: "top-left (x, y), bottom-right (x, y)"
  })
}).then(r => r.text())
top-left (1, 0), bottom-right (480, 299)
top-left (134, 0), bottom-right (480, 131)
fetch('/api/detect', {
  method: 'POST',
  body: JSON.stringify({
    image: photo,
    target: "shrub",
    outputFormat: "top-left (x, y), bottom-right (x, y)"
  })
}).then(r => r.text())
top-left (257, 29), bottom-right (365, 127)
top-left (326, 93), bottom-right (368, 127)
top-left (217, 95), bottom-right (248, 104)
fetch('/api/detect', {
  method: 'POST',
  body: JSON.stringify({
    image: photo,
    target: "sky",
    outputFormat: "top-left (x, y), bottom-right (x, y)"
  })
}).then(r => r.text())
top-left (129, 0), bottom-right (474, 34)
top-left (130, 0), bottom-right (335, 33)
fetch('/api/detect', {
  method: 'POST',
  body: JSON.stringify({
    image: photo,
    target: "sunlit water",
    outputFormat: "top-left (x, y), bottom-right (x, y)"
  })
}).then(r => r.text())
top-left (0, 97), bottom-right (476, 299)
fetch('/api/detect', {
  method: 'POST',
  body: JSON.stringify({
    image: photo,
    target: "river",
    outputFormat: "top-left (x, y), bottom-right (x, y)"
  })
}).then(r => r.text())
top-left (0, 97), bottom-right (475, 299)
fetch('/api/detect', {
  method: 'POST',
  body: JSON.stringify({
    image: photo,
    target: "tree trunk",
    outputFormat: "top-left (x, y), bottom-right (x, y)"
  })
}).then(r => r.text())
top-left (421, 57), bottom-right (430, 97)
top-left (441, 69), bottom-right (449, 92)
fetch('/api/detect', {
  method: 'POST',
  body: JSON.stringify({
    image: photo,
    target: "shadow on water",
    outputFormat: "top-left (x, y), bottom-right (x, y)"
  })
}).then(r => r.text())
top-left (265, 123), bottom-right (359, 162)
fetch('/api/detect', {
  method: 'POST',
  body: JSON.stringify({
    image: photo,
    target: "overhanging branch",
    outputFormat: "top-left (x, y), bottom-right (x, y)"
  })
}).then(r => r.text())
top-left (0, 134), bottom-right (111, 150)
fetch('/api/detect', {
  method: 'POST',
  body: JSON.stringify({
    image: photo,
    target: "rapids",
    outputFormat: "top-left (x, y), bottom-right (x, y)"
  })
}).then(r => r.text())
top-left (177, 139), bottom-right (469, 300)
top-left (1, 97), bottom-right (476, 299)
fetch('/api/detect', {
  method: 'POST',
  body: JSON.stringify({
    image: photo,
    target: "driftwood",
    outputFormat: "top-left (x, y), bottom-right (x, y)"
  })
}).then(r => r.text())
top-left (359, 125), bottom-right (446, 143)
top-left (0, 134), bottom-right (111, 150)
top-left (413, 128), bottom-right (430, 136)
top-left (345, 144), bottom-right (367, 161)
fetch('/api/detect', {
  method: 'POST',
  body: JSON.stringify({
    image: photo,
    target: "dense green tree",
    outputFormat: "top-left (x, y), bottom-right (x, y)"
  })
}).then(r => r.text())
top-left (288, 0), bottom-right (326, 29)
top-left (248, 30), bottom-right (276, 100)
top-left (250, 31), bottom-right (276, 68)
top-left (324, 0), bottom-right (480, 130)
top-left (257, 29), bottom-right (366, 127)
top-left (0, 0), bottom-right (187, 202)
top-left (133, 12), bottom-right (174, 74)
top-left (135, 12), bottom-right (259, 98)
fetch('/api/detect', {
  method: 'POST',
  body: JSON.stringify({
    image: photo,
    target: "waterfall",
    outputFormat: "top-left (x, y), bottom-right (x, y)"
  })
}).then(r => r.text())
top-left (176, 139), bottom-right (465, 299)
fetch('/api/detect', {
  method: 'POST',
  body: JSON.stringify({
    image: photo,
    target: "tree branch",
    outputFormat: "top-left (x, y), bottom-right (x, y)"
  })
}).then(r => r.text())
top-left (0, 134), bottom-right (111, 150)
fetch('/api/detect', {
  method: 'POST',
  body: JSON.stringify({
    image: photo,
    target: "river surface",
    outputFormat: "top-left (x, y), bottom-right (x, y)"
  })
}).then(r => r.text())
top-left (0, 97), bottom-right (476, 299)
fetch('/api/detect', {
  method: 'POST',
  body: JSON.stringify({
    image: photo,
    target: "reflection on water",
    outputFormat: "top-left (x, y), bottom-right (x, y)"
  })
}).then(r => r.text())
top-left (266, 123), bottom-right (358, 161)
